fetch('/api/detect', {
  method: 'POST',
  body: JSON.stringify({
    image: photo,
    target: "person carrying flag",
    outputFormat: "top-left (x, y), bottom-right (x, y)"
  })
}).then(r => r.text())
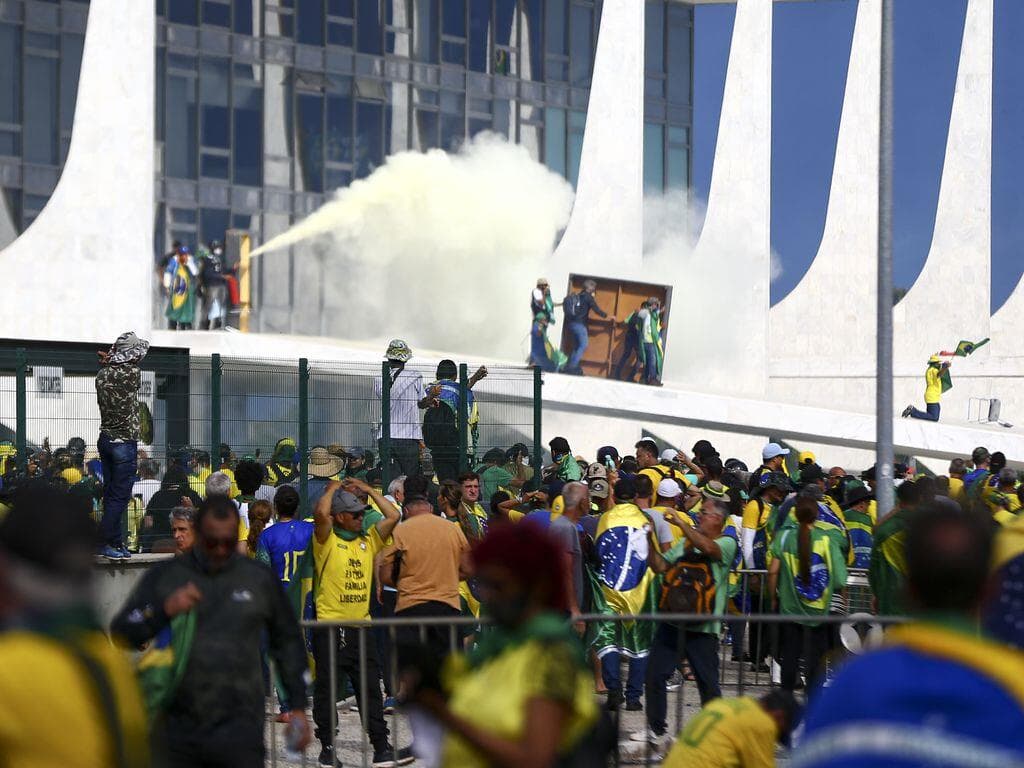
top-left (869, 480), bottom-right (920, 616)
top-left (902, 354), bottom-right (951, 422)
top-left (636, 297), bottom-right (665, 386)
top-left (590, 477), bottom-right (659, 711)
top-left (163, 244), bottom-right (199, 330)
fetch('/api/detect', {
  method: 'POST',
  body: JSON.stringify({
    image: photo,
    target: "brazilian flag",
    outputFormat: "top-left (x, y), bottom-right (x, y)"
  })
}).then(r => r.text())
top-left (870, 509), bottom-right (909, 616)
top-left (952, 338), bottom-right (990, 357)
top-left (637, 309), bottom-right (665, 379)
top-left (590, 503), bottom-right (659, 660)
top-left (137, 611), bottom-right (197, 722)
top-left (165, 260), bottom-right (196, 325)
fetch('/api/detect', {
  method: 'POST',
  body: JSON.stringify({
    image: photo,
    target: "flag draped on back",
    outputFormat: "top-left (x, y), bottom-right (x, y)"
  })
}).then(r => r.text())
top-left (166, 260), bottom-right (196, 324)
top-left (870, 510), bottom-right (909, 616)
top-left (590, 503), bottom-right (659, 658)
top-left (136, 611), bottom-right (197, 721)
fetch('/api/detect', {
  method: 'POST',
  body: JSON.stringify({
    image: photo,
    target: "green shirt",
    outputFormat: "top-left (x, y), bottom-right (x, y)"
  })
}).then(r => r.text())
top-left (555, 454), bottom-right (583, 482)
top-left (663, 534), bottom-right (738, 635)
top-left (770, 527), bottom-right (847, 626)
top-left (870, 509), bottom-right (910, 616)
top-left (477, 465), bottom-right (515, 505)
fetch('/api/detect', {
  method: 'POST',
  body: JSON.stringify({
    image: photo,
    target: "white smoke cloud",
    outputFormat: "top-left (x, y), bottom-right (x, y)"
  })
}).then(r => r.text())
top-left (252, 134), bottom-right (575, 359)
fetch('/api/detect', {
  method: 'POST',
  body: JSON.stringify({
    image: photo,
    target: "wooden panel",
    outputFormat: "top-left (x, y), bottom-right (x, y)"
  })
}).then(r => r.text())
top-left (559, 273), bottom-right (672, 380)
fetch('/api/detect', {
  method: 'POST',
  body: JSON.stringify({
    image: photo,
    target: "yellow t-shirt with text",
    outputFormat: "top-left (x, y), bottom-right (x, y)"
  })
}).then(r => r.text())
top-left (313, 526), bottom-right (387, 621)
top-left (663, 696), bottom-right (777, 768)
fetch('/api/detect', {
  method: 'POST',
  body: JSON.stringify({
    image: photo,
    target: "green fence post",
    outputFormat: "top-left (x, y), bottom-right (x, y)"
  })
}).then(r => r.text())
top-left (299, 358), bottom-right (309, 516)
top-left (458, 363), bottom-right (469, 474)
top-left (15, 348), bottom-right (27, 474)
top-left (210, 354), bottom-right (222, 470)
top-left (532, 366), bottom-right (542, 490)
top-left (380, 361), bottom-right (392, 489)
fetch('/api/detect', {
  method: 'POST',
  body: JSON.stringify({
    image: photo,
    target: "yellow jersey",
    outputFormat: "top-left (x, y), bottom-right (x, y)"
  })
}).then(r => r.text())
top-left (924, 366), bottom-right (942, 404)
top-left (948, 477), bottom-right (965, 502)
top-left (663, 696), bottom-right (777, 768)
top-left (313, 526), bottom-right (387, 620)
top-left (0, 630), bottom-right (149, 768)
top-left (639, 465), bottom-right (692, 495)
top-left (188, 467), bottom-right (211, 497)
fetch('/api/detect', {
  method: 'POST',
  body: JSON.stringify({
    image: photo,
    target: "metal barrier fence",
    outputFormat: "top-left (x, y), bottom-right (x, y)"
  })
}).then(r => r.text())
top-left (271, 606), bottom-right (904, 768)
top-left (0, 343), bottom-right (541, 538)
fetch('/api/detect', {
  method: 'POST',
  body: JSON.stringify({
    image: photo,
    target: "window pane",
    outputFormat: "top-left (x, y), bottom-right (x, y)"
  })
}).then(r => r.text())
top-left (666, 6), bottom-right (691, 105)
top-left (545, 0), bottom-right (566, 55)
top-left (24, 56), bottom-right (58, 164)
top-left (643, 122), bottom-right (664, 193)
top-left (201, 152), bottom-right (230, 178)
top-left (325, 167), bottom-right (351, 190)
top-left (233, 85), bottom-right (262, 186)
top-left (201, 58), bottom-right (231, 149)
top-left (166, 75), bottom-right (198, 178)
top-left (415, 109), bottom-right (438, 150)
top-left (0, 24), bottom-right (22, 126)
top-left (329, 0), bottom-right (354, 16)
top-left (234, 0), bottom-right (255, 34)
top-left (569, 4), bottom-right (592, 88)
top-left (355, 100), bottom-right (383, 177)
top-left (442, 0), bottom-right (464, 37)
top-left (357, 0), bottom-right (382, 54)
top-left (493, 98), bottom-right (510, 138)
top-left (200, 207), bottom-right (230, 246)
top-left (60, 34), bottom-right (84, 137)
top-left (168, 0), bottom-right (199, 25)
top-left (544, 107), bottom-right (565, 177)
top-left (328, 22), bottom-right (354, 46)
top-left (297, 0), bottom-right (325, 45)
top-left (468, 1), bottom-right (488, 72)
top-left (297, 92), bottom-right (325, 192)
top-left (413, 0), bottom-right (439, 63)
top-left (523, 0), bottom-right (542, 80)
top-left (568, 110), bottom-right (585, 188)
top-left (203, 1), bottom-right (231, 27)
top-left (494, 0), bottom-right (515, 47)
top-left (645, 1), bottom-right (663, 73)
top-left (441, 40), bottom-right (464, 65)
top-left (666, 145), bottom-right (687, 190)
top-left (326, 90), bottom-right (352, 163)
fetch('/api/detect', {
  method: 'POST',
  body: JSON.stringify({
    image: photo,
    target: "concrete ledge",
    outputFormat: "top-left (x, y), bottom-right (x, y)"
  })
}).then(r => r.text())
top-left (94, 553), bottom-right (173, 628)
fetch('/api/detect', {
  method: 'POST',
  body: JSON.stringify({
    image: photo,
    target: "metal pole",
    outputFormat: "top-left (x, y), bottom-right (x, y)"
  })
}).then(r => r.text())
top-left (15, 348), bottom-right (27, 474)
top-left (299, 358), bottom-right (310, 516)
top-left (532, 366), bottom-right (543, 492)
top-left (876, 0), bottom-right (896, 515)
top-left (210, 354), bottom-right (221, 470)
top-left (381, 361), bottom-right (392, 489)
top-left (458, 364), bottom-right (469, 474)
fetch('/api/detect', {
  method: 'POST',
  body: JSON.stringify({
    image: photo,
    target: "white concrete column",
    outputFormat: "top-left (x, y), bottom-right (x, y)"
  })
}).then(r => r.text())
top-left (663, 0), bottom-right (772, 397)
top-left (992, 277), bottom-right (1024, 356)
top-left (547, 0), bottom-right (644, 283)
top-left (0, 0), bottom-right (154, 343)
top-left (769, 0), bottom-right (880, 367)
top-left (893, 0), bottom-right (992, 363)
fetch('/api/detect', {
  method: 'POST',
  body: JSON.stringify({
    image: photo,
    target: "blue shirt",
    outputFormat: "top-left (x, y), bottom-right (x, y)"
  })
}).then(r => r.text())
top-left (257, 519), bottom-right (314, 584)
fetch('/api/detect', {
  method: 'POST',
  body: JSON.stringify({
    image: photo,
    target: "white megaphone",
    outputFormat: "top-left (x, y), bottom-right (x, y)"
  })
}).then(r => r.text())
top-left (839, 612), bottom-right (886, 655)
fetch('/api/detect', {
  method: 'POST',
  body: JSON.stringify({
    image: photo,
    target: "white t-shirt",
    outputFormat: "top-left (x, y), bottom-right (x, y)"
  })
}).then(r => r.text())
top-left (643, 508), bottom-right (675, 547)
top-left (374, 368), bottom-right (426, 441)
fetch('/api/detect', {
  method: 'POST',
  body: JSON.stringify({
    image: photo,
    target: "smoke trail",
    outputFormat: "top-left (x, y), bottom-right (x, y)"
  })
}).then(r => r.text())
top-left (253, 133), bottom-right (575, 360)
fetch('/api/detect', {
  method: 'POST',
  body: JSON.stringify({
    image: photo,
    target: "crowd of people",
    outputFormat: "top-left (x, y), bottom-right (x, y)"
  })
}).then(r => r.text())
top-left (529, 279), bottom-right (666, 386)
top-left (157, 239), bottom-right (238, 331)
top-left (0, 332), bottom-right (1022, 767)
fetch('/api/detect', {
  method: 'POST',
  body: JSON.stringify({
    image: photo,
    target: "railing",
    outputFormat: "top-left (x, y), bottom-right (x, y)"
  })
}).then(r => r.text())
top-left (269, 607), bottom-right (903, 768)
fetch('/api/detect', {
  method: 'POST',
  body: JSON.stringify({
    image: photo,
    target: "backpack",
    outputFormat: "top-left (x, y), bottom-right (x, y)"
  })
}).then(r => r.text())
top-left (422, 402), bottom-right (457, 449)
top-left (564, 293), bottom-right (586, 322)
top-left (659, 550), bottom-right (718, 614)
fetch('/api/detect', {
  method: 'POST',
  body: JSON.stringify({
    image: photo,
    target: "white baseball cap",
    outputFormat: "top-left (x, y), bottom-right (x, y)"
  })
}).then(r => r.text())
top-left (762, 442), bottom-right (790, 460)
top-left (657, 479), bottom-right (682, 498)
top-left (659, 448), bottom-right (679, 463)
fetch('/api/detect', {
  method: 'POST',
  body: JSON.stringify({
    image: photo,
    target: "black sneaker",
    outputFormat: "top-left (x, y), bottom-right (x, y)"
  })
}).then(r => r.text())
top-left (605, 689), bottom-right (624, 711)
top-left (318, 744), bottom-right (342, 767)
top-left (625, 699), bottom-right (643, 712)
top-left (372, 745), bottom-right (415, 767)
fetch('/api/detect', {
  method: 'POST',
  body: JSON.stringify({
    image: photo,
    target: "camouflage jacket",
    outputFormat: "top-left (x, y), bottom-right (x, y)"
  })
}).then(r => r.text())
top-left (96, 364), bottom-right (141, 441)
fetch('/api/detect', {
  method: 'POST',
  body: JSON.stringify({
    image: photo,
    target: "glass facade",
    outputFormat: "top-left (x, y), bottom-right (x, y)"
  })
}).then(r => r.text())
top-left (0, 1), bottom-right (694, 325)
top-left (0, 0), bottom-right (90, 249)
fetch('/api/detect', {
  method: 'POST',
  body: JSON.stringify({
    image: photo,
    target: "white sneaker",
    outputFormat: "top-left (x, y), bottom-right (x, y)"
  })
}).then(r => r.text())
top-left (629, 727), bottom-right (666, 744)
top-left (770, 659), bottom-right (782, 686)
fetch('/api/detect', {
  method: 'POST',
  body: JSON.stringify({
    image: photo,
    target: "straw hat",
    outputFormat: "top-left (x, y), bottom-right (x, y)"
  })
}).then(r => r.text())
top-left (308, 446), bottom-right (344, 479)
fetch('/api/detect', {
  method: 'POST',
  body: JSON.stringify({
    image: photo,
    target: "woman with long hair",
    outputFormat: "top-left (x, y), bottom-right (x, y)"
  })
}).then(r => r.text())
top-left (409, 522), bottom-right (602, 767)
top-left (767, 494), bottom-right (848, 692)
top-left (245, 499), bottom-right (273, 557)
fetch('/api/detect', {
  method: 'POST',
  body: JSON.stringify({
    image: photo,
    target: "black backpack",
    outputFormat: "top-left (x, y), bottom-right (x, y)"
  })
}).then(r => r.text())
top-left (564, 293), bottom-right (586, 322)
top-left (660, 550), bottom-right (718, 614)
top-left (422, 403), bottom-right (457, 449)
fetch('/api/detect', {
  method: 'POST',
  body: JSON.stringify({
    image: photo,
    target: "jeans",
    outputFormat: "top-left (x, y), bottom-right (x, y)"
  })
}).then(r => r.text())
top-left (379, 437), bottom-right (420, 479)
top-left (612, 332), bottom-right (639, 381)
top-left (645, 624), bottom-right (721, 734)
top-left (566, 321), bottom-right (589, 372)
top-left (642, 342), bottom-right (659, 384)
top-left (600, 650), bottom-right (648, 704)
top-left (530, 332), bottom-right (558, 372)
top-left (777, 621), bottom-right (831, 693)
top-left (311, 626), bottom-right (390, 752)
top-left (98, 433), bottom-right (137, 548)
top-left (909, 402), bottom-right (940, 421)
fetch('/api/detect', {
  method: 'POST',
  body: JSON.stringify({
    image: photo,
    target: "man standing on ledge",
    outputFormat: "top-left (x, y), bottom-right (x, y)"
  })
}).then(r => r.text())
top-left (902, 354), bottom-right (950, 422)
top-left (562, 278), bottom-right (608, 375)
top-left (96, 331), bottom-right (149, 560)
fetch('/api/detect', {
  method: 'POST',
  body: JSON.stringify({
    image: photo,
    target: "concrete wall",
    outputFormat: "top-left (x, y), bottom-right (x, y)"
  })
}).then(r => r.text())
top-left (94, 554), bottom-right (172, 629)
top-left (0, 0), bottom-right (154, 344)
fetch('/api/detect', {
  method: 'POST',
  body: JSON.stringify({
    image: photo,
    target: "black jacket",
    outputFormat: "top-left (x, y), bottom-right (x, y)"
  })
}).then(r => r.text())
top-left (111, 550), bottom-right (307, 734)
top-left (563, 291), bottom-right (607, 322)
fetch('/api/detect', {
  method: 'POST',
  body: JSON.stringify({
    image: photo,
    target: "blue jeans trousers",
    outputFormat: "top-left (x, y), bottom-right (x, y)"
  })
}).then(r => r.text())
top-left (566, 321), bottom-right (589, 372)
top-left (98, 433), bottom-right (137, 548)
top-left (601, 650), bottom-right (648, 703)
top-left (909, 402), bottom-right (940, 421)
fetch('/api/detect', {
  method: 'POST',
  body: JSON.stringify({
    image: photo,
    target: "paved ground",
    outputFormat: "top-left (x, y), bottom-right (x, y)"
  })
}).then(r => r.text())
top-left (262, 649), bottom-right (794, 766)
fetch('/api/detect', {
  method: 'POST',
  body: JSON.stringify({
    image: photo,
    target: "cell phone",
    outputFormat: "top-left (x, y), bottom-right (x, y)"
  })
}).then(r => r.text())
top-left (605, 456), bottom-right (615, 470)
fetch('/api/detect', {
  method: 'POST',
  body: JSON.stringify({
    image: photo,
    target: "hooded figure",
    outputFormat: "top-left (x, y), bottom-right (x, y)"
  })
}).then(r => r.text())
top-left (266, 438), bottom-right (298, 486)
